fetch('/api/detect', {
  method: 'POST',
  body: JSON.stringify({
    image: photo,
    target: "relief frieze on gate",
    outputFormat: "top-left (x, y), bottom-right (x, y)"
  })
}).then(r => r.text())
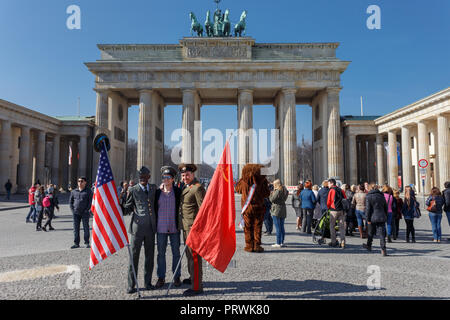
top-left (96, 70), bottom-right (340, 83)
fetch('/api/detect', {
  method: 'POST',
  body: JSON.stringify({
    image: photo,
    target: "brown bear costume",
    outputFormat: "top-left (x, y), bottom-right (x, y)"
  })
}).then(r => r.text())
top-left (235, 164), bottom-right (270, 252)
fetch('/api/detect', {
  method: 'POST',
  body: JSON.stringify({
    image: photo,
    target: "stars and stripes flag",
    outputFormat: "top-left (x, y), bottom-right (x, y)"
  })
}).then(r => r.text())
top-left (89, 142), bottom-right (129, 270)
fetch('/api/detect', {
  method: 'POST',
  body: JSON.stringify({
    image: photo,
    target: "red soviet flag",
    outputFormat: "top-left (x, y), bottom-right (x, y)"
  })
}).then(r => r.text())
top-left (186, 141), bottom-right (236, 273)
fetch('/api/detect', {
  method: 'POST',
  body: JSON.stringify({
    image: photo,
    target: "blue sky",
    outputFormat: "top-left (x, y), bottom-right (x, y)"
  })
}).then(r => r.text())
top-left (0, 0), bottom-right (449, 154)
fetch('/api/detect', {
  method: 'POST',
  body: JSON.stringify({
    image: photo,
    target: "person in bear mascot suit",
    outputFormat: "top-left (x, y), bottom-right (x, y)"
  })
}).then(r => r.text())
top-left (235, 164), bottom-right (270, 252)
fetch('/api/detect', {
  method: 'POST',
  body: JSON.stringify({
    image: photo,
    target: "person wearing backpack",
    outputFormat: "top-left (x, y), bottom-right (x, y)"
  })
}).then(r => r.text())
top-left (326, 178), bottom-right (347, 248)
top-left (42, 187), bottom-right (59, 232)
top-left (363, 183), bottom-right (388, 256)
top-left (426, 187), bottom-right (445, 243)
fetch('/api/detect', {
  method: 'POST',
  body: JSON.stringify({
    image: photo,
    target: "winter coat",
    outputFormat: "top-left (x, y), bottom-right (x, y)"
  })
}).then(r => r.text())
top-left (443, 188), bottom-right (450, 212)
top-left (316, 187), bottom-right (330, 211)
top-left (394, 197), bottom-right (403, 219)
top-left (300, 189), bottom-right (316, 209)
top-left (269, 187), bottom-right (289, 219)
top-left (28, 187), bottom-right (36, 205)
top-left (352, 190), bottom-right (366, 212)
top-left (291, 192), bottom-right (301, 208)
top-left (425, 195), bottom-right (445, 214)
top-left (365, 189), bottom-right (388, 223)
top-left (401, 199), bottom-right (416, 220)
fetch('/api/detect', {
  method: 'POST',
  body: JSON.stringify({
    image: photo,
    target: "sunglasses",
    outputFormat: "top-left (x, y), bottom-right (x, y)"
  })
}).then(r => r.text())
top-left (161, 175), bottom-right (173, 180)
top-left (78, 180), bottom-right (86, 183)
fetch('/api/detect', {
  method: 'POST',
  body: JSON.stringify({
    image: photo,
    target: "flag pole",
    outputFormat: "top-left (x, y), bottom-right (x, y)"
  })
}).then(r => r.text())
top-left (96, 135), bottom-right (142, 299)
top-left (126, 244), bottom-right (142, 299)
top-left (166, 244), bottom-right (188, 297)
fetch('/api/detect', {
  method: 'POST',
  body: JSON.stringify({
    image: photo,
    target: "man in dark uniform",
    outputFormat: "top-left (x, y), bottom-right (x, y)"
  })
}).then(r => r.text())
top-left (124, 166), bottom-right (157, 294)
top-left (178, 163), bottom-right (206, 296)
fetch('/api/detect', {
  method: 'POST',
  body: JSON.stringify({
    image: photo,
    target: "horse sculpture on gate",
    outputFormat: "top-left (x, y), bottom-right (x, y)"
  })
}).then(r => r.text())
top-left (189, 6), bottom-right (248, 38)
top-left (222, 9), bottom-right (231, 37)
top-left (205, 10), bottom-right (213, 37)
top-left (234, 10), bottom-right (247, 37)
top-left (190, 12), bottom-right (203, 37)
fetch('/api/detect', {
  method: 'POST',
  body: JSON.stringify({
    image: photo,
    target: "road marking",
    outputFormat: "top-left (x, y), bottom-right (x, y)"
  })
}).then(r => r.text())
top-left (0, 265), bottom-right (78, 283)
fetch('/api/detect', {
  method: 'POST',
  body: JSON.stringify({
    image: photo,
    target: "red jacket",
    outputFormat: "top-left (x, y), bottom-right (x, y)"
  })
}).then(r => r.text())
top-left (28, 187), bottom-right (36, 205)
top-left (327, 187), bottom-right (347, 210)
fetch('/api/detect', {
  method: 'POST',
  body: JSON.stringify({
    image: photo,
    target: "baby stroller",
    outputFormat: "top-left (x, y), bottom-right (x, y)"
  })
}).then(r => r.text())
top-left (312, 210), bottom-right (339, 245)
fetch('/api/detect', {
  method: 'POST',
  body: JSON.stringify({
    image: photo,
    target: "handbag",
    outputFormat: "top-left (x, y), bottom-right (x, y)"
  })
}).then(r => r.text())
top-left (414, 201), bottom-right (421, 218)
top-left (427, 197), bottom-right (437, 212)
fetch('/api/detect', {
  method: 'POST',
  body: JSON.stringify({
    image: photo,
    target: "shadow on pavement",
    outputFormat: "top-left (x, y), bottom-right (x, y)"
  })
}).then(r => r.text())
top-left (198, 279), bottom-right (447, 299)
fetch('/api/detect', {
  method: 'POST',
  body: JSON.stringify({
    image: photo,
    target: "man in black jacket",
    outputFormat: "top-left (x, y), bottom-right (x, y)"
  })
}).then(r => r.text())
top-left (443, 181), bottom-right (450, 241)
top-left (363, 183), bottom-right (388, 256)
top-left (69, 177), bottom-right (93, 249)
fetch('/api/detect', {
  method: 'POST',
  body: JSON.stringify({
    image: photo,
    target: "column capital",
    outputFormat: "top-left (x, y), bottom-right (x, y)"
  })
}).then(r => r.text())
top-left (138, 88), bottom-right (154, 94)
top-left (238, 88), bottom-right (254, 94)
top-left (93, 88), bottom-right (110, 94)
top-left (281, 87), bottom-right (297, 95)
top-left (325, 87), bottom-right (342, 94)
top-left (416, 119), bottom-right (429, 125)
top-left (181, 87), bottom-right (197, 93)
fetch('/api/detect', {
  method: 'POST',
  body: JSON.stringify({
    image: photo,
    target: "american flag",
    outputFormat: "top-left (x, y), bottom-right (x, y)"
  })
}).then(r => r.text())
top-left (89, 142), bottom-right (129, 269)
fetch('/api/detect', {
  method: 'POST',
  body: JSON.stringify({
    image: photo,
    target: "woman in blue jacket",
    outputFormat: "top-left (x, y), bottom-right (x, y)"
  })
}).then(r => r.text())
top-left (300, 181), bottom-right (317, 234)
top-left (401, 186), bottom-right (416, 243)
top-left (426, 187), bottom-right (445, 242)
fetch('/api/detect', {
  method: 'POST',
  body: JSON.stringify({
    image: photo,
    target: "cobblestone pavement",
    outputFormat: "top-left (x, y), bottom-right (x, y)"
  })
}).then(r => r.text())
top-left (1, 195), bottom-right (449, 300)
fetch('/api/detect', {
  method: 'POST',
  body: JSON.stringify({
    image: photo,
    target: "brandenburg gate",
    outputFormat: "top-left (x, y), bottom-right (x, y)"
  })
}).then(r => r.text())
top-left (85, 37), bottom-right (350, 185)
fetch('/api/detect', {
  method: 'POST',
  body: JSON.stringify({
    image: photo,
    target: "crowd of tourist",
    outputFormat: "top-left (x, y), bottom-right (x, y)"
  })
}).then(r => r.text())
top-left (263, 178), bottom-right (450, 255)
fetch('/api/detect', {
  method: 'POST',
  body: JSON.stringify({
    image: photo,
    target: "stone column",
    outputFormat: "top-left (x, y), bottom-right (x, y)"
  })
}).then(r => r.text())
top-left (18, 126), bottom-right (31, 193)
top-left (388, 131), bottom-right (398, 188)
top-left (417, 120), bottom-right (430, 194)
top-left (367, 137), bottom-right (376, 183)
top-left (60, 138), bottom-right (69, 190)
top-left (137, 90), bottom-right (153, 170)
top-left (35, 130), bottom-right (46, 185)
top-left (238, 89), bottom-right (253, 177)
top-left (51, 134), bottom-right (60, 187)
top-left (193, 94), bottom-right (202, 170)
top-left (0, 120), bottom-right (13, 193)
top-left (437, 115), bottom-right (449, 190)
top-left (376, 134), bottom-right (385, 185)
top-left (360, 138), bottom-right (368, 183)
top-left (78, 135), bottom-right (88, 178)
top-left (348, 134), bottom-right (357, 185)
top-left (326, 88), bottom-right (343, 179)
top-left (401, 126), bottom-right (412, 189)
top-left (281, 88), bottom-right (297, 186)
top-left (181, 89), bottom-right (196, 164)
top-left (95, 89), bottom-right (109, 134)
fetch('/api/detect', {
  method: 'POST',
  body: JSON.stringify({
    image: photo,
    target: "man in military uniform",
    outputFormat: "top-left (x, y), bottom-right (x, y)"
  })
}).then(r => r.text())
top-left (124, 166), bottom-right (157, 294)
top-left (178, 163), bottom-right (206, 296)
